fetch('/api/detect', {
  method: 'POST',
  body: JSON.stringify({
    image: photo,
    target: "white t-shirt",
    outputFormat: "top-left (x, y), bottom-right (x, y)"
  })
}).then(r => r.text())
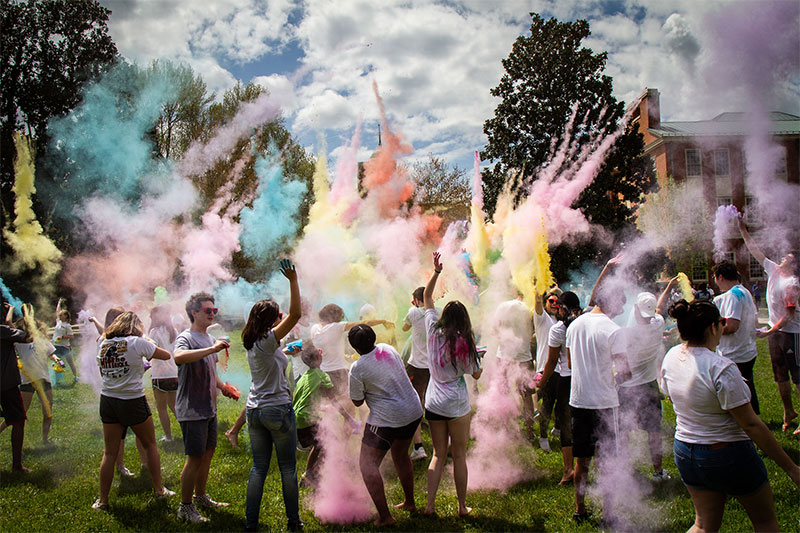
top-left (52, 320), bottom-right (72, 347)
top-left (764, 259), bottom-right (800, 333)
top-left (15, 340), bottom-right (56, 384)
top-left (97, 335), bottom-right (157, 400)
top-left (620, 314), bottom-right (666, 387)
top-left (148, 326), bottom-right (178, 379)
top-left (404, 307), bottom-right (429, 369)
top-left (714, 285), bottom-right (758, 363)
top-left (493, 300), bottom-right (533, 363)
top-left (547, 321), bottom-right (570, 377)
top-left (287, 322), bottom-right (312, 380)
top-left (310, 322), bottom-right (348, 372)
top-left (660, 344), bottom-right (751, 443)
top-left (565, 312), bottom-right (626, 409)
top-left (425, 308), bottom-right (480, 418)
top-left (349, 343), bottom-right (424, 427)
top-left (533, 308), bottom-right (557, 372)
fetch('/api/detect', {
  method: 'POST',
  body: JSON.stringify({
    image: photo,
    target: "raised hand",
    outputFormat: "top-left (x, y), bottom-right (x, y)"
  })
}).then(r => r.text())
top-left (279, 258), bottom-right (297, 282)
top-left (433, 251), bottom-right (443, 273)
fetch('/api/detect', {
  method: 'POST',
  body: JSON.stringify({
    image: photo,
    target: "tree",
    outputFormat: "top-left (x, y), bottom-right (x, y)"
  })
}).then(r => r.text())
top-left (481, 13), bottom-right (655, 280)
top-left (0, 0), bottom-right (118, 226)
top-left (410, 155), bottom-right (470, 222)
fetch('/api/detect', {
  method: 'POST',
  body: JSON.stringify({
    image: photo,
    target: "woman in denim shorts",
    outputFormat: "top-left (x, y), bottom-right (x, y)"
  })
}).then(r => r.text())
top-left (661, 299), bottom-right (799, 532)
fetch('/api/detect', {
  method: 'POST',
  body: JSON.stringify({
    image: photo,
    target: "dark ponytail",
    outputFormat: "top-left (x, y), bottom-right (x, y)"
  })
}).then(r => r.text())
top-left (668, 299), bottom-right (720, 344)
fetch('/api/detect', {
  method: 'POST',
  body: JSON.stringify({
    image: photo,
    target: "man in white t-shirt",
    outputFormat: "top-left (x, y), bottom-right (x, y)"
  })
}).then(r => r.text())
top-left (493, 293), bottom-right (536, 443)
top-left (348, 324), bottom-right (423, 527)
top-left (565, 275), bottom-right (630, 524)
top-left (402, 287), bottom-right (433, 461)
top-left (740, 221), bottom-right (800, 434)
top-left (533, 287), bottom-right (561, 450)
top-left (713, 260), bottom-right (760, 414)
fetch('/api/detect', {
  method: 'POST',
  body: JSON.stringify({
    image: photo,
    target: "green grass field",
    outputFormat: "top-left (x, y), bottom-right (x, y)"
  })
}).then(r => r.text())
top-left (1, 336), bottom-right (798, 532)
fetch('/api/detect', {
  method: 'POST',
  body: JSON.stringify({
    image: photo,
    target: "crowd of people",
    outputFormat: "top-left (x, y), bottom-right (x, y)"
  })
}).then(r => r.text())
top-left (1, 221), bottom-right (799, 531)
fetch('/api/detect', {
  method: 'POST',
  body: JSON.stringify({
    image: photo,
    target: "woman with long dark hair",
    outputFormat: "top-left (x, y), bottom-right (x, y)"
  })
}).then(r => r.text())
top-left (148, 305), bottom-right (179, 442)
top-left (423, 252), bottom-right (482, 516)
top-left (662, 299), bottom-right (799, 531)
top-left (242, 259), bottom-right (302, 532)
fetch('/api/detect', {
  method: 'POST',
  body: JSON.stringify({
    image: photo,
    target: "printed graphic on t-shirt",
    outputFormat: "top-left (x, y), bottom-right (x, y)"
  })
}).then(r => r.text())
top-left (99, 341), bottom-right (131, 379)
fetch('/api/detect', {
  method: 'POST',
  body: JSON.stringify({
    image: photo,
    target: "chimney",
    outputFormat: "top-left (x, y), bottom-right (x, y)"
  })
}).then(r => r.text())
top-left (644, 88), bottom-right (660, 130)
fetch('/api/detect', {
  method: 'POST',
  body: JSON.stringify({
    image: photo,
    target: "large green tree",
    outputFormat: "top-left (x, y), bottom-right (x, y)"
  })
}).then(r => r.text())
top-left (481, 13), bottom-right (654, 281)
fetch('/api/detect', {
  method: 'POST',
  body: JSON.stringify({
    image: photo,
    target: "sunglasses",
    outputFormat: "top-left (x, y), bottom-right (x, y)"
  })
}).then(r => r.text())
top-left (718, 317), bottom-right (727, 326)
top-left (546, 298), bottom-right (559, 305)
top-left (199, 307), bottom-right (219, 315)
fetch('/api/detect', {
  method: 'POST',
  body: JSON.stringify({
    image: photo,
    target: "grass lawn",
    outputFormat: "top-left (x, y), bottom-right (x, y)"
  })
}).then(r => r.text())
top-left (1, 335), bottom-right (798, 532)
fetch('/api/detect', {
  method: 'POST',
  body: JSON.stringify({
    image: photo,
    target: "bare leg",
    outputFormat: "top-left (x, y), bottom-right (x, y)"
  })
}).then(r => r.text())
top-left (425, 420), bottom-right (449, 515)
top-left (777, 381), bottom-right (797, 431)
top-left (685, 487), bottom-right (726, 533)
top-left (65, 355), bottom-right (78, 381)
top-left (574, 457), bottom-right (592, 514)
top-left (736, 482), bottom-right (779, 532)
top-left (305, 446), bottom-right (322, 481)
top-left (130, 416), bottom-right (165, 493)
top-left (225, 408), bottom-right (246, 449)
top-left (116, 438), bottom-right (126, 469)
top-left (359, 442), bottom-right (394, 526)
top-left (42, 389), bottom-right (54, 443)
top-left (99, 424), bottom-right (125, 504)
top-left (134, 435), bottom-right (147, 469)
top-left (390, 436), bottom-right (416, 511)
top-left (448, 413), bottom-right (472, 516)
top-left (559, 446), bottom-right (574, 485)
top-left (11, 423), bottom-right (28, 472)
top-left (194, 447), bottom-right (215, 497)
top-left (648, 430), bottom-right (663, 473)
top-left (181, 455), bottom-right (204, 504)
top-left (153, 388), bottom-right (173, 440)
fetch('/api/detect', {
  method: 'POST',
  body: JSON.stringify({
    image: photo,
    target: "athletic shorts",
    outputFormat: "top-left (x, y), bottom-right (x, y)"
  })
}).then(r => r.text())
top-left (425, 409), bottom-right (455, 422)
top-left (152, 377), bottom-right (178, 392)
top-left (406, 364), bottom-right (430, 405)
top-left (362, 417), bottom-right (422, 451)
top-left (297, 424), bottom-right (320, 449)
top-left (768, 331), bottom-right (800, 384)
top-left (54, 345), bottom-right (73, 360)
top-left (617, 380), bottom-right (662, 433)
top-left (326, 369), bottom-right (349, 397)
top-left (673, 439), bottom-right (768, 497)
top-left (571, 406), bottom-right (618, 458)
top-left (0, 387), bottom-right (26, 425)
top-left (180, 416), bottom-right (218, 457)
top-left (19, 380), bottom-right (52, 393)
top-left (99, 394), bottom-right (151, 427)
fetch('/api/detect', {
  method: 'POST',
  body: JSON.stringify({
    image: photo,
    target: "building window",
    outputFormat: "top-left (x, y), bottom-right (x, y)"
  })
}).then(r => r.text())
top-left (686, 149), bottom-right (702, 178)
top-left (776, 149), bottom-right (788, 181)
top-left (721, 251), bottom-right (735, 264)
top-left (692, 254), bottom-right (708, 282)
top-left (714, 149), bottom-right (730, 176)
top-left (745, 196), bottom-right (760, 225)
top-left (749, 254), bottom-right (765, 280)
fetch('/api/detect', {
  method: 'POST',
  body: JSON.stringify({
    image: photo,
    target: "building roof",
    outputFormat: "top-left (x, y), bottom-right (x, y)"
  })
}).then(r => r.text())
top-left (649, 111), bottom-right (800, 138)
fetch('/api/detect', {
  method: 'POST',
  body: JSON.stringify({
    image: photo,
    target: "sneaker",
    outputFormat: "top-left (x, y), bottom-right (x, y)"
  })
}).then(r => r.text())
top-left (155, 487), bottom-right (175, 500)
top-left (288, 519), bottom-right (304, 531)
top-left (159, 436), bottom-right (173, 443)
top-left (538, 437), bottom-right (551, 452)
top-left (652, 469), bottom-right (671, 481)
top-left (178, 502), bottom-right (208, 523)
top-left (572, 511), bottom-right (591, 524)
top-left (116, 466), bottom-right (134, 478)
top-left (409, 446), bottom-right (428, 461)
top-left (91, 499), bottom-right (109, 512)
top-left (550, 427), bottom-right (561, 438)
top-left (194, 493), bottom-right (229, 509)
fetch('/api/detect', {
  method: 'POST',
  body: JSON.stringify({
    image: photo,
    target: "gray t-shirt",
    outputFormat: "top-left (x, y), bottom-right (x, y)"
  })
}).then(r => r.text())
top-left (246, 331), bottom-right (291, 409)
top-left (349, 343), bottom-right (423, 428)
top-left (175, 330), bottom-right (218, 422)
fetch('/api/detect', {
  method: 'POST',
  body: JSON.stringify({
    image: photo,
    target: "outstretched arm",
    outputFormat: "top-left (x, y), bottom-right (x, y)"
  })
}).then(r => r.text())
top-left (589, 254), bottom-right (623, 307)
top-left (730, 403), bottom-right (800, 486)
top-left (738, 219), bottom-right (766, 265)
top-left (656, 276), bottom-right (679, 316)
top-left (424, 252), bottom-right (443, 310)
top-left (273, 259), bottom-right (302, 342)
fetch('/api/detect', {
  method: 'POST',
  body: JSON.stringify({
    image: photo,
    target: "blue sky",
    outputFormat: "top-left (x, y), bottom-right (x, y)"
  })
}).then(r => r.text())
top-left (99, 0), bottom-right (799, 172)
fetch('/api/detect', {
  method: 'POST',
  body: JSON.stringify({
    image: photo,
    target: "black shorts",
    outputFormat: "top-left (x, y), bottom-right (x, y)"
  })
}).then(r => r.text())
top-left (0, 387), bottom-right (26, 425)
top-left (769, 332), bottom-right (800, 384)
top-left (406, 365), bottom-right (430, 405)
top-left (425, 409), bottom-right (455, 422)
top-left (362, 417), bottom-right (422, 451)
top-left (571, 406), bottom-right (618, 458)
top-left (19, 380), bottom-right (52, 393)
top-left (180, 416), bottom-right (218, 456)
top-left (617, 380), bottom-right (662, 433)
top-left (99, 394), bottom-right (151, 427)
top-left (152, 377), bottom-right (178, 392)
top-left (297, 424), bottom-right (320, 449)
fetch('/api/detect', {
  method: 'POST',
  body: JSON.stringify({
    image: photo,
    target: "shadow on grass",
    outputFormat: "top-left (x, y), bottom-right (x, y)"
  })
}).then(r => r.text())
top-left (0, 467), bottom-right (56, 489)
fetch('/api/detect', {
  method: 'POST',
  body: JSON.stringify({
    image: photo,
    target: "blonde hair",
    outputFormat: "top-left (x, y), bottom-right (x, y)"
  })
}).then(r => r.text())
top-left (104, 311), bottom-right (144, 339)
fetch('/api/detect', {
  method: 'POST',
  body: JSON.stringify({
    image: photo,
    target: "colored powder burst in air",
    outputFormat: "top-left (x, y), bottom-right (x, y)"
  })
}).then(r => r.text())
top-left (676, 272), bottom-right (694, 301)
top-left (712, 204), bottom-right (740, 261)
top-left (503, 204), bottom-right (553, 307)
top-left (0, 278), bottom-right (24, 315)
top-left (154, 286), bottom-right (170, 305)
top-left (468, 151), bottom-right (490, 280)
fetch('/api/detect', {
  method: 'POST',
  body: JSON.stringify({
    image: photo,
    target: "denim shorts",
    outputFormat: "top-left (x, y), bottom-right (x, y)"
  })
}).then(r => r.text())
top-left (673, 439), bottom-right (768, 497)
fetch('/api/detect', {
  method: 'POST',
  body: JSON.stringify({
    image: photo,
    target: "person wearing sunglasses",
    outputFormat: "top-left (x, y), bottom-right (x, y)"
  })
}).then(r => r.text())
top-left (661, 299), bottom-right (799, 532)
top-left (173, 292), bottom-right (234, 524)
top-left (533, 287), bottom-right (563, 450)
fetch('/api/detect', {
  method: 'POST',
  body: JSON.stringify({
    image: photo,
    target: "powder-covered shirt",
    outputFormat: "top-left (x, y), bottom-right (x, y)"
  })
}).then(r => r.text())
top-left (424, 308), bottom-right (480, 419)
top-left (293, 368), bottom-right (333, 429)
top-left (148, 326), bottom-right (178, 379)
top-left (97, 335), bottom-right (157, 400)
top-left (52, 319), bottom-right (72, 347)
top-left (661, 344), bottom-right (750, 443)
top-left (246, 331), bottom-right (291, 409)
top-left (493, 300), bottom-right (533, 363)
top-left (533, 308), bottom-right (558, 372)
top-left (565, 312), bottom-right (626, 409)
top-left (404, 307), bottom-right (429, 369)
top-left (620, 314), bottom-right (666, 387)
top-left (16, 340), bottom-right (56, 384)
top-left (547, 321), bottom-right (571, 377)
top-left (764, 258), bottom-right (800, 333)
top-left (349, 343), bottom-right (423, 428)
top-left (175, 329), bottom-right (219, 422)
top-left (714, 285), bottom-right (758, 363)
top-left (311, 322), bottom-right (348, 372)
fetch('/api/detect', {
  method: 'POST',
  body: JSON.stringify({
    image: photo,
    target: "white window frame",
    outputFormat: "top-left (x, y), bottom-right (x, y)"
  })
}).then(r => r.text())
top-left (692, 254), bottom-right (708, 282)
top-left (686, 149), bottom-right (702, 178)
top-left (749, 253), bottom-right (765, 280)
top-left (744, 196), bottom-right (760, 226)
top-left (714, 149), bottom-right (730, 176)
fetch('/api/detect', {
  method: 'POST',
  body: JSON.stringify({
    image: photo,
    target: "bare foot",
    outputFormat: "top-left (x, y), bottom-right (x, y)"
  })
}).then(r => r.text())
top-left (394, 501), bottom-right (416, 512)
top-left (793, 425), bottom-right (800, 436)
top-left (374, 515), bottom-right (396, 527)
top-left (558, 471), bottom-right (575, 486)
top-left (423, 507), bottom-right (436, 516)
top-left (458, 506), bottom-right (472, 517)
top-left (782, 411), bottom-right (798, 432)
top-left (225, 430), bottom-right (239, 449)
top-left (12, 466), bottom-right (32, 473)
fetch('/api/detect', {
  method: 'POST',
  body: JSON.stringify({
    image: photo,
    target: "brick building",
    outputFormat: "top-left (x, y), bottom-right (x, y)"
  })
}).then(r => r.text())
top-left (631, 88), bottom-right (800, 288)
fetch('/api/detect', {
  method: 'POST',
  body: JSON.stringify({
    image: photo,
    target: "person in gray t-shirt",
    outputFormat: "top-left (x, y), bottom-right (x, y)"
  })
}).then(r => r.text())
top-left (348, 325), bottom-right (422, 527)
